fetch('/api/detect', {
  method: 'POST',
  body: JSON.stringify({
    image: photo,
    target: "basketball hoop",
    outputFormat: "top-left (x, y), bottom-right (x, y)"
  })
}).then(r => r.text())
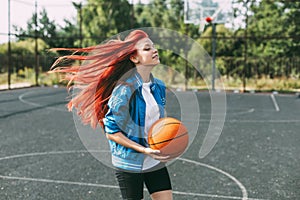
top-left (205, 17), bottom-right (213, 23)
top-left (199, 16), bottom-right (214, 33)
top-left (199, 18), bottom-right (206, 33)
top-left (184, 0), bottom-right (233, 28)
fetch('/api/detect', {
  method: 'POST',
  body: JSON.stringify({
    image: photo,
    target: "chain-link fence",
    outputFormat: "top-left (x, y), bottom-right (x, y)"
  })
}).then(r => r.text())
top-left (1, 47), bottom-right (299, 91)
top-left (0, 53), bottom-right (58, 90)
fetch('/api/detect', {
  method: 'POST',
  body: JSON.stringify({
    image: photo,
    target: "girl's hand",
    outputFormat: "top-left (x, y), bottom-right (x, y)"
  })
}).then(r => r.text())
top-left (106, 132), bottom-right (172, 162)
top-left (143, 148), bottom-right (171, 162)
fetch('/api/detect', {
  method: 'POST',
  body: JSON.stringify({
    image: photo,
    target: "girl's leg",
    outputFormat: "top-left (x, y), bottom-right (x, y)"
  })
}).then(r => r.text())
top-left (144, 166), bottom-right (173, 200)
top-left (150, 190), bottom-right (173, 200)
top-left (115, 169), bottom-right (144, 200)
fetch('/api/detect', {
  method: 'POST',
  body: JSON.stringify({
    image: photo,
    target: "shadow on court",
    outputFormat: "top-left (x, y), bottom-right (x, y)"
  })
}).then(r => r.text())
top-left (0, 87), bottom-right (299, 200)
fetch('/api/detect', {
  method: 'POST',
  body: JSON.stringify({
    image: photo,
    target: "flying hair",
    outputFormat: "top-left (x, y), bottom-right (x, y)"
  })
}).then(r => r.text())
top-left (49, 30), bottom-right (149, 129)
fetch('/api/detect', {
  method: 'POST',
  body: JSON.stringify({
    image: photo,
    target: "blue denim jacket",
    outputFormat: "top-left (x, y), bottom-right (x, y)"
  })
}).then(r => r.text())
top-left (103, 70), bottom-right (166, 172)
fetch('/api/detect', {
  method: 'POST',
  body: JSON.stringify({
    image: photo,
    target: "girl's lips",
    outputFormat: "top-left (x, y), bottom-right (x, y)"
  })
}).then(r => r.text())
top-left (153, 54), bottom-right (159, 59)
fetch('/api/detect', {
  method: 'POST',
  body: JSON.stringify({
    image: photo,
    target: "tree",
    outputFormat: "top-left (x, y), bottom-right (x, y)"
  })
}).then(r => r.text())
top-left (56, 18), bottom-right (80, 48)
top-left (81, 0), bottom-right (134, 45)
top-left (248, 1), bottom-right (286, 57)
top-left (281, 1), bottom-right (300, 57)
top-left (14, 8), bottom-right (58, 48)
top-left (134, 2), bottom-right (152, 27)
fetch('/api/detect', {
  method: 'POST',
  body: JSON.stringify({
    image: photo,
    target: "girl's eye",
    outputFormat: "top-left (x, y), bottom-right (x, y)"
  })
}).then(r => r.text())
top-left (144, 48), bottom-right (151, 51)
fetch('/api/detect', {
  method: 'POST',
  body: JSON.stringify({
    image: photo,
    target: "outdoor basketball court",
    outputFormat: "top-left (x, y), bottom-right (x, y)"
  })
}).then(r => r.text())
top-left (0, 86), bottom-right (299, 199)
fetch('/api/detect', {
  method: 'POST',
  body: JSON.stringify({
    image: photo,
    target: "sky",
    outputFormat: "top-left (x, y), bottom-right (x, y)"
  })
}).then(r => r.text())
top-left (0, 0), bottom-right (83, 44)
top-left (0, 0), bottom-right (234, 44)
top-left (0, 0), bottom-right (149, 44)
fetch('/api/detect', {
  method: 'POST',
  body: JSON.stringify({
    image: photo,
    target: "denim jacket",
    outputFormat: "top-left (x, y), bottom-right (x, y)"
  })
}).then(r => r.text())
top-left (103, 70), bottom-right (166, 172)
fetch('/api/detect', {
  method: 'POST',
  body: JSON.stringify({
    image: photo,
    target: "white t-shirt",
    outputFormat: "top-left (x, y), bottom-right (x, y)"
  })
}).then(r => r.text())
top-left (142, 82), bottom-right (161, 170)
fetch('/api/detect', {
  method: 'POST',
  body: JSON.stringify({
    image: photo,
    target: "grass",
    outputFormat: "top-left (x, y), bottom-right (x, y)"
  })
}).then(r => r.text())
top-left (0, 67), bottom-right (61, 88)
top-left (222, 76), bottom-right (300, 93)
top-left (1, 70), bottom-right (299, 93)
top-left (187, 76), bottom-right (300, 93)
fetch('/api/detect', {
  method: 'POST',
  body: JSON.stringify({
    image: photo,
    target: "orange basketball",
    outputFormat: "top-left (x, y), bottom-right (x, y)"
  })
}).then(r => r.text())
top-left (148, 117), bottom-right (189, 159)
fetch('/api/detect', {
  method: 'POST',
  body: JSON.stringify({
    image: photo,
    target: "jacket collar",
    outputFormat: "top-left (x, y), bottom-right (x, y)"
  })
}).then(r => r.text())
top-left (133, 70), bottom-right (156, 91)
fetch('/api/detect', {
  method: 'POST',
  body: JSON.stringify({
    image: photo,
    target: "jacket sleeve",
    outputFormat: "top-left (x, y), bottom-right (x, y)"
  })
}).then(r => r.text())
top-left (103, 85), bottom-right (132, 134)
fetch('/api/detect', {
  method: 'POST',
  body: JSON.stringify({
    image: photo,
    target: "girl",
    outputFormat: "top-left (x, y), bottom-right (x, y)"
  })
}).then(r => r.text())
top-left (51, 30), bottom-right (173, 200)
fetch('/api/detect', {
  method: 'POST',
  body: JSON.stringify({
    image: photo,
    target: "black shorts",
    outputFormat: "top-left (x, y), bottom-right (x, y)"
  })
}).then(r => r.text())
top-left (115, 166), bottom-right (172, 200)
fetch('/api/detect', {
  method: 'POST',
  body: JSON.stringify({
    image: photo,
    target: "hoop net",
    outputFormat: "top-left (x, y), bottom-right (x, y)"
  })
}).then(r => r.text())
top-left (184, 0), bottom-right (233, 34)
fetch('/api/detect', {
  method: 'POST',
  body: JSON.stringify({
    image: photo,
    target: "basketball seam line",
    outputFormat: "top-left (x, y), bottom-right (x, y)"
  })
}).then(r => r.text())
top-left (161, 122), bottom-right (180, 126)
top-left (148, 132), bottom-right (188, 145)
top-left (151, 122), bottom-right (181, 135)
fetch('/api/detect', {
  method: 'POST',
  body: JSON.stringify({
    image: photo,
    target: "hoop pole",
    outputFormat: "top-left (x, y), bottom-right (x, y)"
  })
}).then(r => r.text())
top-left (185, 23), bottom-right (189, 91)
top-left (212, 23), bottom-right (216, 91)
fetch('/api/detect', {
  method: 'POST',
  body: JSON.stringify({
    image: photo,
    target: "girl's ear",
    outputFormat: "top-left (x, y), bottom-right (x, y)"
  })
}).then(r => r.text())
top-left (130, 55), bottom-right (139, 64)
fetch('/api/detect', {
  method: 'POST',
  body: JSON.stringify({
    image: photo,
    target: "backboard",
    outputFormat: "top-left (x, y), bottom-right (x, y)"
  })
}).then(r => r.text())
top-left (184, 0), bottom-right (233, 33)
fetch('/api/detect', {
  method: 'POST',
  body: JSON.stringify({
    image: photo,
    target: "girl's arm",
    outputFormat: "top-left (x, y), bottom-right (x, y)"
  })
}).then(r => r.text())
top-left (106, 132), bottom-right (170, 161)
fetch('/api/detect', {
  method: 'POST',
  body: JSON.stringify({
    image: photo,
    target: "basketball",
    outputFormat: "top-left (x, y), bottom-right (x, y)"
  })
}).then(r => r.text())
top-left (148, 117), bottom-right (189, 159)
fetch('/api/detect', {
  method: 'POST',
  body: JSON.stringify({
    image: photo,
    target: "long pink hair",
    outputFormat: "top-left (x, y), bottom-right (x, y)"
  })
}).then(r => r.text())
top-left (50, 30), bottom-right (149, 129)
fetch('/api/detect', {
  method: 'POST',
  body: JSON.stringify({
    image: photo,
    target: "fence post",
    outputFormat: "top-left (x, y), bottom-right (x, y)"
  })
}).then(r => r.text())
top-left (34, 0), bottom-right (39, 86)
top-left (7, 0), bottom-right (11, 90)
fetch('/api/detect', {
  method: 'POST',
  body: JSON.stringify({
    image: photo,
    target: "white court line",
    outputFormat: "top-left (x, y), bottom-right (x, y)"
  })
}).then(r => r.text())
top-left (173, 190), bottom-right (267, 200)
top-left (0, 175), bottom-right (119, 189)
top-left (270, 94), bottom-right (280, 112)
top-left (18, 91), bottom-right (66, 112)
top-left (200, 108), bottom-right (255, 116)
top-left (179, 158), bottom-right (249, 200)
top-left (0, 150), bottom-right (268, 200)
top-left (0, 175), bottom-right (265, 200)
top-left (199, 119), bottom-right (300, 123)
top-left (0, 150), bottom-right (97, 161)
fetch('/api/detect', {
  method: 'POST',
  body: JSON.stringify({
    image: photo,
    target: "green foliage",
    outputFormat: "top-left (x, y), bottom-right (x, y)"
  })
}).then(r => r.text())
top-left (198, 24), bottom-right (235, 56)
top-left (56, 19), bottom-right (81, 48)
top-left (14, 8), bottom-right (58, 48)
top-left (1, 0), bottom-right (299, 91)
top-left (0, 39), bottom-right (48, 55)
top-left (81, 0), bottom-right (133, 45)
